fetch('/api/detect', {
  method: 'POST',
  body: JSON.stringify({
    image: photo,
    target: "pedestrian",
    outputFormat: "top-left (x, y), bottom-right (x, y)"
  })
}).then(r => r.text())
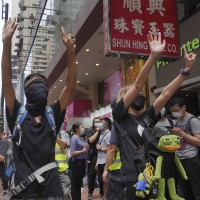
top-left (109, 31), bottom-right (197, 199)
top-left (169, 97), bottom-right (200, 200)
top-left (87, 117), bottom-right (101, 200)
top-left (56, 125), bottom-right (71, 200)
top-left (103, 127), bottom-right (124, 200)
top-left (95, 118), bottom-right (112, 200)
top-left (2, 17), bottom-right (77, 199)
top-left (70, 122), bottom-right (88, 200)
top-left (0, 124), bottom-right (10, 195)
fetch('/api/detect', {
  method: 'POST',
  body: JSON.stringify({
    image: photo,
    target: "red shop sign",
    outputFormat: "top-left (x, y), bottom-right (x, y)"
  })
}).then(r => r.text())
top-left (104, 0), bottom-right (179, 59)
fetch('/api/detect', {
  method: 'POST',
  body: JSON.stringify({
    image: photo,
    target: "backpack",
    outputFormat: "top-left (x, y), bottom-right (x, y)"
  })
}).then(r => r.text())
top-left (114, 114), bottom-right (166, 173)
top-left (4, 105), bottom-right (57, 199)
top-left (185, 116), bottom-right (200, 134)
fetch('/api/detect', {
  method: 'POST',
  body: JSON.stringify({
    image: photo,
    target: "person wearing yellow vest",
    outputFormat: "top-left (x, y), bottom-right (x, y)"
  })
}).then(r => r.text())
top-left (103, 127), bottom-right (125, 200)
top-left (55, 128), bottom-right (71, 200)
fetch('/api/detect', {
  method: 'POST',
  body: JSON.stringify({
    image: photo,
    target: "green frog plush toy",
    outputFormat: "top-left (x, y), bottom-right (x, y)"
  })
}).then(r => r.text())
top-left (150, 134), bottom-right (188, 200)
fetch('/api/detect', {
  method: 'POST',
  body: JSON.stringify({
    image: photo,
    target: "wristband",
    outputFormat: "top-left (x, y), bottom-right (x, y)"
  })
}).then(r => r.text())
top-left (179, 69), bottom-right (190, 76)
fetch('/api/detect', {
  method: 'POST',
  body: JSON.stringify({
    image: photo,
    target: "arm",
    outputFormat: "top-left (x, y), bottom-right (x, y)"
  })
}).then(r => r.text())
top-left (1, 18), bottom-right (18, 117)
top-left (123, 32), bottom-right (166, 109)
top-left (70, 148), bottom-right (87, 157)
top-left (56, 136), bottom-right (70, 149)
top-left (70, 137), bottom-right (87, 157)
top-left (153, 45), bottom-right (197, 115)
top-left (88, 129), bottom-right (100, 143)
top-left (0, 154), bottom-right (5, 162)
top-left (151, 156), bottom-right (163, 181)
top-left (103, 144), bottom-right (117, 183)
top-left (171, 127), bottom-right (200, 147)
top-left (59, 27), bottom-right (76, 113)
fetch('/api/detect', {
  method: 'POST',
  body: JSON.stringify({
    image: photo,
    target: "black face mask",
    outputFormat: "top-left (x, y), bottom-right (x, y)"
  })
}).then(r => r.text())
top-left (25, 79), bottom-right (49, 116)
top-left (130, 94), bottom-right (146, 111)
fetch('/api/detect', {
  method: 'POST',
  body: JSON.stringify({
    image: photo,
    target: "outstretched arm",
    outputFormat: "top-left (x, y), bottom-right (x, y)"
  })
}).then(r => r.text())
top-left (123, 31), bottom-right (166, 109)
top-left (1, 18), bottom-right (18, 117)
top-left (174, 155), bottom-right (188, 180)
top-left (153, 45), bottom-right (197, 115)
top-left (59, 27), bottom-right (76, 113)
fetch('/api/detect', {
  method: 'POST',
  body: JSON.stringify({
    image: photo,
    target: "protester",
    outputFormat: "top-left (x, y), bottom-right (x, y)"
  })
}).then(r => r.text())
top-left (87, 117), bottom-right (101, 200)
top-left (0, 125), bottom-right (10, 195)
top-left (2, 17), bottom-right (76, 199)
top-left (169, 97), bottom-right (200, 200)
top-left (95, 118), bottom-right (112, 200)
top-left (103, 127), bottom-right (124, 200)
top-left (56, 125), bottom-right (71, 200)
top-left (107, 31), bottom-right (197, 199)
top-left (70, 122), bottom-right (88, 200)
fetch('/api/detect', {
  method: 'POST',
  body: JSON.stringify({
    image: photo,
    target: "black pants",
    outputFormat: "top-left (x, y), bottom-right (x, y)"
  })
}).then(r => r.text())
top-left (178, 154), bottom-right (200, 200)
top-left (106, 171), bottom-right (125, 200)
top-left (97, 164), bottom-right (105, 195)
top-left (87, 161), bottom-right (97, 194)
top-left (71, 159), bottom-right (86, 200)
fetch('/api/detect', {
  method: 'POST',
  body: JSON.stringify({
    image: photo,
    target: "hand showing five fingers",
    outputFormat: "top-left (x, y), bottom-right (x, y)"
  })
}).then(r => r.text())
top-left (2, 17), bottom-right (18, 42)
top-left (60, 26), bottom-right (76, 53)
top-left (148, 31), bottom-right (166, 56)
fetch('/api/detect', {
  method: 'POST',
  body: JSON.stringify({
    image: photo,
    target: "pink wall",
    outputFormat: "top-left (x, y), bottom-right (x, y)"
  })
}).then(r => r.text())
top-left (66, 99), bottom-right (92, 119)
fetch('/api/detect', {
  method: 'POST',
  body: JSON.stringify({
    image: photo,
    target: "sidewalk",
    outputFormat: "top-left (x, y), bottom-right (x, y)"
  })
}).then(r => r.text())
top-left (81, 187), bottom-right (102, 200)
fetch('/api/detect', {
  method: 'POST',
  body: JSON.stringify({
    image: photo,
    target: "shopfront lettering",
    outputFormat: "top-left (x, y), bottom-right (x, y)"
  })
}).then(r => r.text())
top-left (157, 36), bottom-right (200, 69)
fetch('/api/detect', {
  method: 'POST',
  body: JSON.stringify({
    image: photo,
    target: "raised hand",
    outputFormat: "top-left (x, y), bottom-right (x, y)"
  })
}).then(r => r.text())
top-left (2, 17), bottom-right (18, 42)
top-left (148, 31), bottom-right (166, 56)
top-left (183, 44), bottom-right (197, 71)
top-left (60, 26), bottom-right (76, 53)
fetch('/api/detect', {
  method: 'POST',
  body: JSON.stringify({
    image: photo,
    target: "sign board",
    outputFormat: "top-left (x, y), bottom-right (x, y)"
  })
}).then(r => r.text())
top-left (104, 0), bottom-right (179, 59)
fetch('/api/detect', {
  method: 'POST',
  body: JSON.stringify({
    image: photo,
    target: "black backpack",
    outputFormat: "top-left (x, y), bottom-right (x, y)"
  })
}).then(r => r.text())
top-left (114, 115), bottom-right (166, 173)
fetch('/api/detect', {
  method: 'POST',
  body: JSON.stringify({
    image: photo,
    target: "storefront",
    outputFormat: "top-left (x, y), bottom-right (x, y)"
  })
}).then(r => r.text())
top-left (154, 10), bottom-right (200, 114)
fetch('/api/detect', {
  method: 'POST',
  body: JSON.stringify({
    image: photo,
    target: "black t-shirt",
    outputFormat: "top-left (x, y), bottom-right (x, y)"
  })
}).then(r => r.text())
top-left (0, 138), bottom-right (10, 178)
top-left (86, 128), bottom-right (100, 162)
top-left (6, 99), bottom-right (65, 199)
top-left (111, 99), bottom-right (158, 182)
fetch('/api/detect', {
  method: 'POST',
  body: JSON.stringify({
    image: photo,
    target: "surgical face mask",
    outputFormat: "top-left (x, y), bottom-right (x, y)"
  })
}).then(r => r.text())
top-left (98, 123), bottom-right (104, 130)
top-left (25, 78), bottom-right (49, 116)
top-left (94, 122), bottom-right (100, 128)
top-left (160, 107), bottom-right (166, 117)
top-left (80, 127), bottom-right (85, 135)
top-left (171, 110), bottom-right (183, 119)
top-left (130, 94), bottom-right (146, 111)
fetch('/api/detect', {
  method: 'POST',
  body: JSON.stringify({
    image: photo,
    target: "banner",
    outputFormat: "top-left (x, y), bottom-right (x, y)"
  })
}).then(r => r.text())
top-left (104, 0), bottom-right (179, 59)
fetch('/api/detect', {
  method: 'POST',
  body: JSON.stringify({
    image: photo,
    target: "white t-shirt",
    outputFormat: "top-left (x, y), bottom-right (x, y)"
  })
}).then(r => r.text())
top-left (97, 129), bottom-right (111, 164)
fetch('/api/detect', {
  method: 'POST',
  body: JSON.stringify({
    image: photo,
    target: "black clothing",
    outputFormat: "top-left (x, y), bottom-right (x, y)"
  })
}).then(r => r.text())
top-left (6, 99), bottom-right (65, 199)
top-left (112, 99), bottom-right (158, 182)
top-left (87, 162), bottom-right (97, 194)
top-left (87, 128), bottom-right (100, 194)
top-left (71, 158), bottom-right (86, 200)
top-left (97, 163), bottom-right (105, 196)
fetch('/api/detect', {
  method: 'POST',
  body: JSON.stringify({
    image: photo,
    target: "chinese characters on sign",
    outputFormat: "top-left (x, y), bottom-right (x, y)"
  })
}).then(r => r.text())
top-left (104, 0), bottom-right (179, 59)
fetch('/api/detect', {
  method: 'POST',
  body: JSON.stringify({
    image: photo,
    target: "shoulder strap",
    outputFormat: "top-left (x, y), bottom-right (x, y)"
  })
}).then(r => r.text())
top-left (113, 120), bottom-right (139, 151)
top-left (99, 131), bottom-right (109, 145)
top-left (3, 162), bottom-right (57, 200)
top-left (185, 116), bottom-right (199, 133)
top-left (12, 106), bottom-right (27, 146)
top-left (45, 106), bottom-right (56, 136)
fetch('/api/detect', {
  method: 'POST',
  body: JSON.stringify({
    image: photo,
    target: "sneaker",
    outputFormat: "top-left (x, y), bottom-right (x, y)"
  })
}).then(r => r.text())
top-left (88, 193), bottom-right (93, 200)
